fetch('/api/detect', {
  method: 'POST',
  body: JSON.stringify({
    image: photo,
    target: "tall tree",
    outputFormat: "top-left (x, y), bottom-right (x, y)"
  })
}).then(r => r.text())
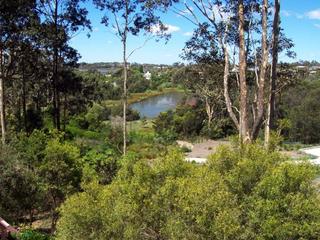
top-left (37, 0), bottom-right (91, 130)
top-left (93, 0), bottom-right (174, 155)
top-left (175, 0), bottom-right (271, 143)
top-left (179, 26), bottom-right (226, 127)
top-left (0, 0), bottom-right (37, 144)
top-left (265, 0), bottom-right (281, 147)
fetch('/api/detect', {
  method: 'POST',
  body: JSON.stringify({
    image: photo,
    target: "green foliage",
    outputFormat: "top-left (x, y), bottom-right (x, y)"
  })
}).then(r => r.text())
top-left (128, 67), bottom-right (151, 93)
top-left (281, 79), bottom-right (320, 143)
top-left (40, 139), bottom-right (82, 200)
top-left (85, 103), bottom-right (111, 130)
top-left (154, 103), bottom-right (235, 141)
top-left (82, 149), bottom-right (118, 184)
top-left (154, 105), bottom-right (205, 140)
top-left (18, 229), bottom-right (51, 240)
top-left (0, 144), bottom-right (41, 222)
top-left (25, 107), bottom-right (44, 133)
top-left (246, 163), bottom-right (320, 239)
top-left (1, 130), bottom-right (90, 226)
top-left (201, 118), bottom-right (236, 139)
top-left (77, 70), bottom-right (122, 102)
top-left (110, 104), bottom-right (140, 121)
top-left (56, 144), bottom-right (320, 240)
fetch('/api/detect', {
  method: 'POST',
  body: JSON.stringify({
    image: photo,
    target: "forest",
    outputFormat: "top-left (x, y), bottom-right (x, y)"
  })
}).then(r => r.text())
top-left (1, 0), bottom-right (320, 239)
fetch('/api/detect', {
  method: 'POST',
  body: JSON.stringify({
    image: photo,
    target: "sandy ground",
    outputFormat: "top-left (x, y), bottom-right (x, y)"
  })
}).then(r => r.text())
top-left (176, 140), bottom-right (229, 163)
top-left (186, 140), bottom-right (230, 158)
top-left (301, 147), bottom-right (320, 165)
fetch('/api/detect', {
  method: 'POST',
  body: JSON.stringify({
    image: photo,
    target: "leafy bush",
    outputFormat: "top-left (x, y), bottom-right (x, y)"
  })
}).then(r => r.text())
top-left (82, 149), bottom-right (119, 184)
top-left (111, 104), bottom-right (140, 121)
top-left (18, 229), bottom-right (51, 240)
top-left (85, 103), bottom-right (111, 130)
top-left (56, 144), bottom-right (320, 240)
top-left (154, 105), bottom-right (205, 139)
top-left (0, 144), bottom-right (41, 222)
top-left (201, 118), bottom-right (236, 139)
top-left (281, 79), bottom-right (320, 143)
top-left (69, 114), bottom-right (89, 129)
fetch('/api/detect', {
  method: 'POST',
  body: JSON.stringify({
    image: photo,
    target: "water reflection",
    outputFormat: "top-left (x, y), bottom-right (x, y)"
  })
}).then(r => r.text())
top-left (130, 92), bottom-right (184, 119)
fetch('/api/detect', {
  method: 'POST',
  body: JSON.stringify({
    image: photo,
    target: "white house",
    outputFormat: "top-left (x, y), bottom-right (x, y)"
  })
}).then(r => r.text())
top-left (144, 71), bottom-right (152, 80)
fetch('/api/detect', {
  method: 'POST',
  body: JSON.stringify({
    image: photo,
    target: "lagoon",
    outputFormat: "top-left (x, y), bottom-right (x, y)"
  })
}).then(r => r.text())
top-left (130, 92), bottom-right (184, 119)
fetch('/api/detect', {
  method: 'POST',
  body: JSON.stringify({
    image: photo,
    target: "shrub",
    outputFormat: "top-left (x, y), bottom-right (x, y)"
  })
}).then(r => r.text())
top-left (154, 105), bottom-right (205, 139)
top-left (0, 144), bottom-right (42, 222)
top-left (56, 145), bottom-right (320, 240)
top-left (111, 104), bottom-right (140, 121)
top-left (85, 103), bottom-right (111, 130)
top-left (281, 79), bottom-right (320, 143)
top-left (18, 229), bottom-right (51, 240)
top-left (82, 149), bottom-right (119, 184)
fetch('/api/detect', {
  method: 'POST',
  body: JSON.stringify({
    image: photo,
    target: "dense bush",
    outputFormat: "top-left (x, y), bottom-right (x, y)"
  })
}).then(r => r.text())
top-left (154, 106), bottom-right (205, 140)
top-left (154, 104), bottom-right (235, 140)
top-left (111, 104), bottom-right (140, 121)
top-left (85, 103), bottom-right (111, 130)
top-left (56, 144), bottom-right (320, 240)
top-left (0, 144), bottom-right (41, 222)
top-left (0, 128), bottom-right (124, 230)
top-left (17, 229), bottom-right (51, 240)
top-left (82, 148), bottom-right (119, 185)
top-left (281, 79), bottom-right (320, 143)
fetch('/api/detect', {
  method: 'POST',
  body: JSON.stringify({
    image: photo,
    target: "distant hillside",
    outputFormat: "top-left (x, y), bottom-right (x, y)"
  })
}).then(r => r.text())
top-left (78, 62), bottom-right (180, 75)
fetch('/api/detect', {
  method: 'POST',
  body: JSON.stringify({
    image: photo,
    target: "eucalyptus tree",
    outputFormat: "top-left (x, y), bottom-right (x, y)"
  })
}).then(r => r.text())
top-left (93, 0), bottom-right (176, 155)
top-left (0, 0), bottom-right (38, 144)
top-left (36, 0), bottom-right (91, 130)
top-left (265, 0), bottom-right (280, 147)
top-left (178, 29), bottom-right (226, 127)
top-left (175, 0), bottom-right (288, 143)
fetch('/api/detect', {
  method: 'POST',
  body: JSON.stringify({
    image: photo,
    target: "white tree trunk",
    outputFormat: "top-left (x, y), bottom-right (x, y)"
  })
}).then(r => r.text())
top-left (0, 48), bottom-right (5, 145)
top-left (265, 0), bottom-right (280, 148)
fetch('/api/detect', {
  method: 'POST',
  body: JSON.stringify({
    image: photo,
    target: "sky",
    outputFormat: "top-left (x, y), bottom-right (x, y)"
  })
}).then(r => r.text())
top-left (70, 0), bottom-right (320, 65)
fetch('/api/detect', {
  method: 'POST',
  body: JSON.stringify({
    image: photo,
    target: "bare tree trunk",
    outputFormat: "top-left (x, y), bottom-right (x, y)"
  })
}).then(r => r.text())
top-left (63, 92), bottom-right (67, 132)
top-left (223, 44), bottom-right (239, 130)
top-left (0, 48), bottom-right (5, 144)
top-left (265, 0), bottom-right (280, 148)
top-left (122, 36), bottom-right (128, 156)
top-left (205, 97), bottom-right (213, 127)
top-left (0, 75), bottom-right (5, 145)
top-left (251, 0), bottom-right (269, 140)
top-left (53, 0), bottom-right (60, 130)
top-left (238, 0), bottom-right (250, 143)
top-left (122, 0), bottom-right (129, 156)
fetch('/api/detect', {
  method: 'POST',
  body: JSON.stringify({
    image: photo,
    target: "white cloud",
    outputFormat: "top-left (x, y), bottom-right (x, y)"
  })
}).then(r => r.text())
top-left (183, 31), bottom-right (193, 37)
top-left (314, 24), bottom-right (320, 29)
top-left (150, 24), bottom-right (180, 35)
top-left (93, 27), bottom-right (99, 32)
top-left (281, 10), bottom-right (291, 17)
top-left (307, 9), bottom-right (320, 20)
top-left (281, 10), bottom-right (304, 19)
top-left (166, 24), bottom-right (180, 34)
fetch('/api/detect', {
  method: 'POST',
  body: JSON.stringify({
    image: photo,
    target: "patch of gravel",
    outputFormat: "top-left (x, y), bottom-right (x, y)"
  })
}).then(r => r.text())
top-left (185, 140), bottom-right (230, 159)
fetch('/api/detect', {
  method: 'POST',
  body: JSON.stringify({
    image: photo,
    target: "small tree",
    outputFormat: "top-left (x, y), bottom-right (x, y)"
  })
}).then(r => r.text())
top-left (93, 0), bottom-right (175, 155)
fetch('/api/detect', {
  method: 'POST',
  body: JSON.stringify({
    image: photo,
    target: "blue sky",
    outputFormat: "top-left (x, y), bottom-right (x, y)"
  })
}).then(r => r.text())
top-left (70, 0), bottom-right (320, 64)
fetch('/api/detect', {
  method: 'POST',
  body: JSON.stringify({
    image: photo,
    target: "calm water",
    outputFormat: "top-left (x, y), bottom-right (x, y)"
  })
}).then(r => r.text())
top-left (130, 92), bottom-right (184, 119)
